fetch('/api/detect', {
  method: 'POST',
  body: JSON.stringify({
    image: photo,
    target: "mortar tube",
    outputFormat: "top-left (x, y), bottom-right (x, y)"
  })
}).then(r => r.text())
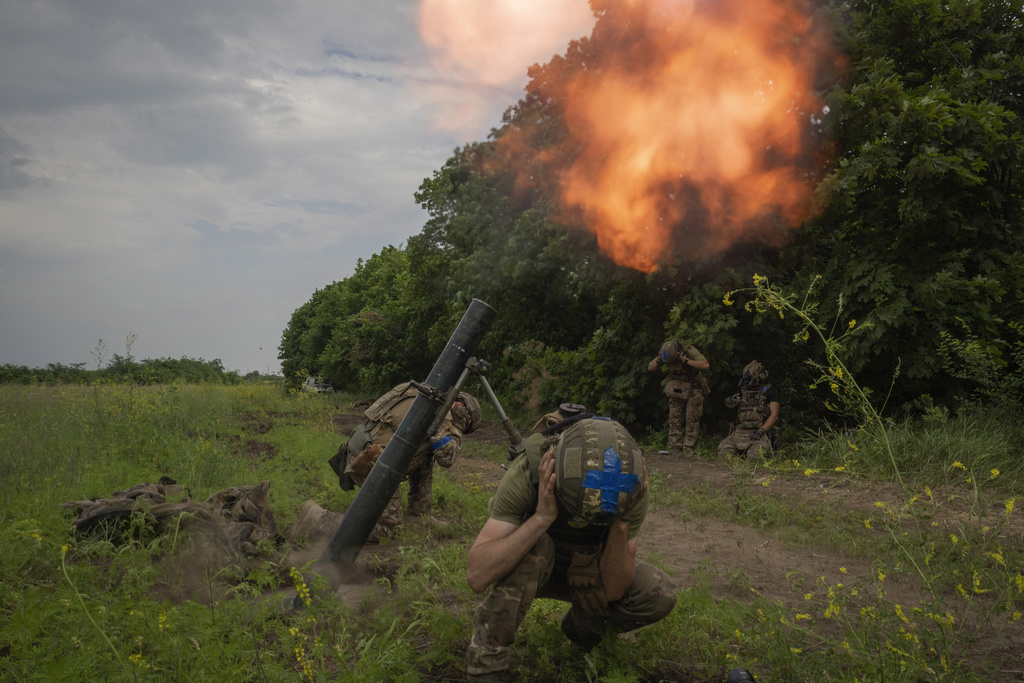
top-left (318, 299), bottom-right (497, 573)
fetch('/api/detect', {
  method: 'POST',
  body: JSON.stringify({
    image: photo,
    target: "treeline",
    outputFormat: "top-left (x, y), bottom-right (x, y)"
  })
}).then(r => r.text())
top-left (0, 356), bottom-right (258, 386)
top-left (279, 0), bottom-right (1024, 440)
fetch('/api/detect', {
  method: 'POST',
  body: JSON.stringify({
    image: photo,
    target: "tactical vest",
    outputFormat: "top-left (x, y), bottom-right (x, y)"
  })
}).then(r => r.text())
top-left (665, 344), bottom-right (700, 383)
top-left (364, 382), bottom-right (417, 426)
top-left (737, 385), bottom-right (772, 427)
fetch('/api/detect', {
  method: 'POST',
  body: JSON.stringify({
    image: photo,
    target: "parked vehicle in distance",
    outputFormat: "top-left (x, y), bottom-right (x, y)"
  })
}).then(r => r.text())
top-left (302, 377), bottom-right (334, 394)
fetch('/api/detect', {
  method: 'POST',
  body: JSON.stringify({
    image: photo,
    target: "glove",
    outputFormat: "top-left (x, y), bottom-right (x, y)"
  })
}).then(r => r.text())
top-left (566, 546), bottom-right (608, 616)
top-left (750, 428), bottom-right (765, 441)
top-left (725, 393), bottom-right (741, 408)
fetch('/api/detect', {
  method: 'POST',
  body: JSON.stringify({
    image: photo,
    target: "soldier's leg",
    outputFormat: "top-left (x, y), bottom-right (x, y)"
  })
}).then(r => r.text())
top-left (406, 456), bottom-right (433, 517)
top-left (683, 392), bottom-right (705, 451)
top-left (606, 561), bottom-right (678, 632)
top-left (466, 535), bottom-right (555, 676)
top-left (667, 398), bottom-right (685, 451)
top-left (717, 433), bottom-right (738, 457)
top-left (746, 435), bottom-right (773, 460)
top-left (368, 490), bottom-right (403, 542)
top-left (561, 561), bottom-right (677, 647)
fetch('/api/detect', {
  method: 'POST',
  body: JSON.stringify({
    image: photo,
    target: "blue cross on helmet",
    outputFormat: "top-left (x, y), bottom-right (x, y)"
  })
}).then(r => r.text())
top-left (553, 418), bottom-right (645, 526)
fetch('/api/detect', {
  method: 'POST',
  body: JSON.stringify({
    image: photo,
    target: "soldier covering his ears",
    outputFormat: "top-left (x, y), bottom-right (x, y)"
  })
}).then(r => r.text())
top-left (465, 417), bottom-right (677, 681)
top-left (648, 340), bottom-right (711, 453)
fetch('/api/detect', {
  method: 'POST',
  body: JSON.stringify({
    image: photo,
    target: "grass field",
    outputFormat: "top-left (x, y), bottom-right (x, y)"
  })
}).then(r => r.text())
top-left (1, 382), bottom-right (1022, 682)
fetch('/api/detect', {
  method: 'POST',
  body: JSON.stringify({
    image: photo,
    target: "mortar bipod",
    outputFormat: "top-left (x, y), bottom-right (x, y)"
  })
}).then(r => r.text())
top-left (426, 356), bottom-right (525, 461)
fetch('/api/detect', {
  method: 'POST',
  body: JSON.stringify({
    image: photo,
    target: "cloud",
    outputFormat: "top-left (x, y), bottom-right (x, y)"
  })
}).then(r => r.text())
top-left (0, 0), bottom-right (590, 373)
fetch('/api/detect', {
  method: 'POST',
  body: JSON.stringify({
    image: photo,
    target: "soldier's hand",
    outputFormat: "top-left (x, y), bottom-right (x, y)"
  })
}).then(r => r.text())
top-left (647, 359), bottom-right (659, 372)
top-left (536, 449), bottom-right (558, 526)
top-left (725, 393), bottom-right (741, 408)
top-left (751, 428), bottom-right (765, 441)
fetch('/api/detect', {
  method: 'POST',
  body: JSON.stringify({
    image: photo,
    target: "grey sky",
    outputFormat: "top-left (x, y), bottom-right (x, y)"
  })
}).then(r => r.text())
top-left (0, 0), bottom-right (593, 375)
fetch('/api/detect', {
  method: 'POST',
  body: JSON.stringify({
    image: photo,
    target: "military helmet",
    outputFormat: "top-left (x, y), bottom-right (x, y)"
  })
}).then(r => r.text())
top-left (454, 392), bottom-right (482, 433)
top-left (553, 418), bottom-right (645, 526)
top-left (659, 341), bottom-right (683, 362)
top-left (740, 360), bottom-right (768, 388)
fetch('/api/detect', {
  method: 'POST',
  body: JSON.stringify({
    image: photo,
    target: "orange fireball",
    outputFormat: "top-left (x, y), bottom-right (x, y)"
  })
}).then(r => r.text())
top-left (420, 0), bottom-right (840, 272)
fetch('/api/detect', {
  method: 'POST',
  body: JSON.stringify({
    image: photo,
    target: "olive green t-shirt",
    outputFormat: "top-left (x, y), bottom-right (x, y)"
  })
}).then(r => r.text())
top-left (488, 452), bottom-right (647, 543)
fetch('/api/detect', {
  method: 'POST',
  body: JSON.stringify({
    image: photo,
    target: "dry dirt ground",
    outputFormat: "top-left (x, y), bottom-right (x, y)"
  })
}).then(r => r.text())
top-left (319, 413), bottom-right (1024, 679)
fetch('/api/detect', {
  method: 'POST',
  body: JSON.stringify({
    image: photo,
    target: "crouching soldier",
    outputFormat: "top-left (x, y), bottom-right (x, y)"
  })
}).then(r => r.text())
top-left (717, 360), bottom-right (780, 460)
top-left (291, 383), bottom-right (481, 543)
top-left (465, 417), bottom-right (677, 681)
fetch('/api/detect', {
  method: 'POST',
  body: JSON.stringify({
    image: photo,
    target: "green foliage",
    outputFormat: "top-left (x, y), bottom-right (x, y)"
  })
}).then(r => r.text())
top-left (276, 0), bottom-right (1024, 440)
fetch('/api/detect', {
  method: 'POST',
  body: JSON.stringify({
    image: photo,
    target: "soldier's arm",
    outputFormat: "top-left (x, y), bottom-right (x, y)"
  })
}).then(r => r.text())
top-left (762, 402), bottom-right (780, 432)
top-left (683, 348), bottom-right (710, 371)
top-left (431, 412), bottom-right (464, 468)
top-left (466, 450), bottom-right (559, 593)
top-left (600, 520), bottom-right (638, 601)
top-left (647, 357), bottom-right (661, 372)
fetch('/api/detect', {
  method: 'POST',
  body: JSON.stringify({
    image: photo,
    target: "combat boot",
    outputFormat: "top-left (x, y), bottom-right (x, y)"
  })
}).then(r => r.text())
top-left (560, 608), bottom-right (603, 650)
top-left (289, 500), bottom-right (342, 542)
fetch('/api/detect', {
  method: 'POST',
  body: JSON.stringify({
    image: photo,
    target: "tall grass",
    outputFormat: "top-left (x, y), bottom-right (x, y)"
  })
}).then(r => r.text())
top-left (0, 377), bottom-right (1021, 682)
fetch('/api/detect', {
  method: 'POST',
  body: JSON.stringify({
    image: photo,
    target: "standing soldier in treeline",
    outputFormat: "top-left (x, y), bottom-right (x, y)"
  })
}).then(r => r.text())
top-left (647, 340), bottom-right (711, 454)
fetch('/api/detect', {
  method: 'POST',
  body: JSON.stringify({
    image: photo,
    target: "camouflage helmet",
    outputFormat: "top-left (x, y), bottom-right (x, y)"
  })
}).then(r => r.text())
top-left (659, 341), bottom-right (683, 362)
top-left (740, 360), bottom-right (768, 388)
top-left (553, 418), bottom-right (645, 526)
top-left (453, 392), bottom-right (482, 433)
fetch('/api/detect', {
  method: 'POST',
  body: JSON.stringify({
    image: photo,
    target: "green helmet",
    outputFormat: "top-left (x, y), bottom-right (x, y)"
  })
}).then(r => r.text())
top-left (553, 418), bottom-right (645, 526)
top-left (454, 392), bottom-right (482, 433)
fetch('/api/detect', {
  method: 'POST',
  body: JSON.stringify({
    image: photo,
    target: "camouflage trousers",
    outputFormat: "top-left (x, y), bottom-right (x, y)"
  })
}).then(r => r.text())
top-left (466, 534), bottom-right (678, 676)
top-left (716, 425), bottom-right (773, 459)
top-left (668, 393), bottom-right (704, 452)
top-left (350, 454), bottom-right (434, 540)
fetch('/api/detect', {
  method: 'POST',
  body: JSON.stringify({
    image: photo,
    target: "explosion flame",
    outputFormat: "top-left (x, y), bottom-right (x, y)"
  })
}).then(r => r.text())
top-left (419, 0), bottom-right (840, 272)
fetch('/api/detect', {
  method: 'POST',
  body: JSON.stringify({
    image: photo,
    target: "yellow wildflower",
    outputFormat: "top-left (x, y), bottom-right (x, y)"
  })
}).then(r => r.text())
top-left (723, 292), bottom-right (735, 306)
top-left (990, 469), bottom-right (1000, 479)
top-left (804, 469), bottom-right (818, 476)
top-left (848, 319), bottom-right (856, 329)
top-left (951, 534), bottom-right (958, 545)
top-left (952, 461), bottom-right (966, 470)
top-left (864, 519), bottom-right (872, 529)
top-left (835, 465), bottom-right (846, 472)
